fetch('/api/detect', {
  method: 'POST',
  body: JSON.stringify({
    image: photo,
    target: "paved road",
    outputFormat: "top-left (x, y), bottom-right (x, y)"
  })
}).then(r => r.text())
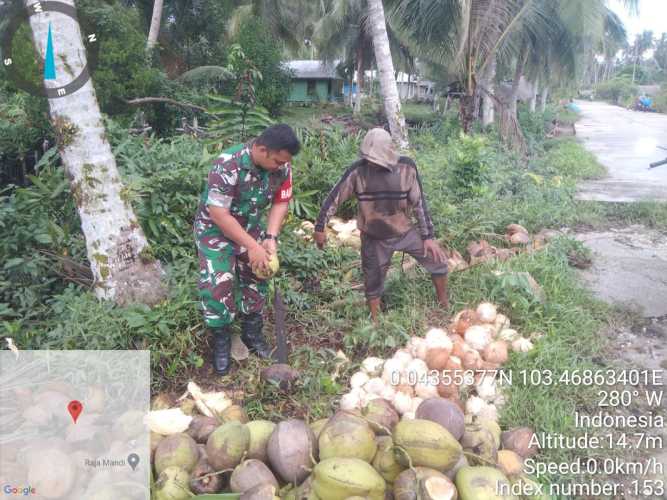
top-left (575, 100), bottom-right (667, 202)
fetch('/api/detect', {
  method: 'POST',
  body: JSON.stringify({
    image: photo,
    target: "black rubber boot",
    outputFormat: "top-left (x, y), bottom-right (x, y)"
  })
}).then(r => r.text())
top-left (240, 312), bottom-right (273, 359)
top-left (211, 327), bottom-right (232, 375)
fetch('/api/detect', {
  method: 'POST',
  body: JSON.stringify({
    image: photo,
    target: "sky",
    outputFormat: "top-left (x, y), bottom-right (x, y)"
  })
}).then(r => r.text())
top-left (608, 0), bottom-right (667, 41)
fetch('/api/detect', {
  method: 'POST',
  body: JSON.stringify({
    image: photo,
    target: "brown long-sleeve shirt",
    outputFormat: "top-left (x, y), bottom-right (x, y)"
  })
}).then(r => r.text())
top-left (315, 156), bottom-right (435, 240)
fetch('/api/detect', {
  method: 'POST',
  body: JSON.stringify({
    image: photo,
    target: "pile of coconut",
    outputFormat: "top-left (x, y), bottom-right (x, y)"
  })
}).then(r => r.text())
top-left (294, 218), bottom-right (361, 249)
top-left (147, 303), bottom-right (544, 499)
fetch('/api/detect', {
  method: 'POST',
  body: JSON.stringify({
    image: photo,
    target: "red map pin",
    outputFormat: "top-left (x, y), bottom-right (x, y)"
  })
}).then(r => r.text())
top-left (67, 400), bottom-right (83, 424)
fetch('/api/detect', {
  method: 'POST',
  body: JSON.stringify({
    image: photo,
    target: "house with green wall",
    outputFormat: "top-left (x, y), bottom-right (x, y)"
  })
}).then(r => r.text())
top-left (285, 60), bottom-right (344, 103)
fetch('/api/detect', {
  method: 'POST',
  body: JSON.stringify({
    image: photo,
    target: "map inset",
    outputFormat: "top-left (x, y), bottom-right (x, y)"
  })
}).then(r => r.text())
top-left (0, 350), bottom-right (150, 499)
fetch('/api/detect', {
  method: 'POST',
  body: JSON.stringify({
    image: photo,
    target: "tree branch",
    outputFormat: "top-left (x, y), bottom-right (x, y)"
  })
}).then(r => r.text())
top-left (124, 97), bottom-right (208, 113)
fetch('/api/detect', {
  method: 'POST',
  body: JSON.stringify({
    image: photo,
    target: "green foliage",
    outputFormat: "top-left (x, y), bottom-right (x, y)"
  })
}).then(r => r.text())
top-left (446, 132), bottom-right (492, 200)
top-left (653, 83), bottom-right (667, 113)
top-left (594, 77), bottom-right (638, 105)
top-left (235, 17), bottom-right (292, 116)
top-left (536, 139), bottom-right (606, 180)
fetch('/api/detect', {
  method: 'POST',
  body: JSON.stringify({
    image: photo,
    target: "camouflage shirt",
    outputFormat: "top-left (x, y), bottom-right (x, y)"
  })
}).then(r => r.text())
top-left (194, 142), bottom-right (292, 254)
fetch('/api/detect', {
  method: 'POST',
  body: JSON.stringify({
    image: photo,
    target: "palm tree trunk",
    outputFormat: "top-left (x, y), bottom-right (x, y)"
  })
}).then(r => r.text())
top-left (367, 0), bottom-right (408, 148)
top-left (26, 0), bottom-right (166, 306)
top-left (529, 76), bottom-right (539, 112)
top-left (509, 42), bottom-right (529, 117)
top-left (147, 0), bottom-right (164, 51)
top-left (354, 46), bottom-right (364, 115)
top-left (540, 85), bottom-right (549, 112)
top-left (481, 57), bottom-right (496, 127)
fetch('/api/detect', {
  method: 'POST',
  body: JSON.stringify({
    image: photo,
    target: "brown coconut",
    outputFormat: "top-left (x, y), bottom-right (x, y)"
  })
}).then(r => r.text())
top-left (260, 364), bottom-right (300, 391)
top-left (189, 458), bottom-right (223, 494)
top-left (415, 398), bottom-right (465, 441)
top-left (230, 459), bottom-right (279, 493)
top-left (510, 232), bottom-right (531, 245)
top-left (501, 427), bottom-right (538, 458)
top-left (451, 309), bottom-right (478, 336)
top-left (462, 350), bottom-right (482, 371)
top-left (449, 336), bottom-right (467, 359)
top-left (187, 416), bottom-right (220, 444)
top-left (154, 433), bottom-right (200, 475)
top-left (436, 378), bottom-right (460, 399)
top-left (394, 467), bottom-right (449, 500)
top-left (425, 348), bottom-right (450, 371)
top-left (362, 399), bottom-right (399, 435)
top-left (240, 483), bottom-right (278, 500)
top-left (267, 419), bottom-right (316, 484)
top-left (506, 224), bottom-right (528, 236)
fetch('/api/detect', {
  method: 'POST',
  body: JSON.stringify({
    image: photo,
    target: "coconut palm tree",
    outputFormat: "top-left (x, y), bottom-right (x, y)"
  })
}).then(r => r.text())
top-left (146, 0), bottom-right (163, 50)
top-left (367, 0), bottom-right (408, 147)
top-left (24, 0), bottom-right (166, 305)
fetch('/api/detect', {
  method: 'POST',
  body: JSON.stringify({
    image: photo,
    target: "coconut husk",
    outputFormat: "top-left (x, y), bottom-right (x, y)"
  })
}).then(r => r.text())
top-left (231, 334), bottom-right (250, 361)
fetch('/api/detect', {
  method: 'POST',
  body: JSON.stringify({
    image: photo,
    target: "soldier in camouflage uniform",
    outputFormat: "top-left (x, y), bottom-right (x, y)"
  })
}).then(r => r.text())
top-left (194, 124), bottom-right (300, 375)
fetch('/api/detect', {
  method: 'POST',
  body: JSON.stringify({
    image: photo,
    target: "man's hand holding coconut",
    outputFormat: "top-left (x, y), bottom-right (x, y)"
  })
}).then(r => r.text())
top-left (193, 124), bottom-right (300, 375)
top-left (314, 128), bottom-right (449, 322)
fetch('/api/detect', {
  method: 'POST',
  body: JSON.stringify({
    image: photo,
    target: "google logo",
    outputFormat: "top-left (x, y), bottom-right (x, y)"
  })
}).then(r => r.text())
top-left (2, 484), bottom-right (36, 496)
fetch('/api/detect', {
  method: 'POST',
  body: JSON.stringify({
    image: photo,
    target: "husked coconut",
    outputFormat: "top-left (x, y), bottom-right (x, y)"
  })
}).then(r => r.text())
top-left (393, 349), bottom-right (413, 368)
top-left (475, 303), bottom-right (497, 323)
top-left (477, 403), bottom-right (498, 422)
top-left (406, 359), bottom-right (429, 383)
top-left (267, 419), bottom-right (316, 484)
top-left (408, 336), bottom-right (429, 360)
top-left (464, 325), bottom-right (492, 351)
top-left (497, 449), bottom-right (524, 477)
top-left (420, 476), bottom-right (458, 500)
top-left (510, 232), bottom-right (531, 245)
top-left (380, 385), bottom-right (397, 402)
top-left (361, 357), bottom-right (385, 377)
top-left (498, 328), bottom-right (520, 342)
top-left (415, 379), bottom-right (439, 400)
top-left (382, 359), bottom-right (404, 385)
top-left (452, 309), bottom-right (478, 336)
top-left (425, 347), bottom-right (449, 371)
top-left (340, 391), bottom-right (363, 412)
top-left (395, 383), bottom-right (415, 398)
top-left (364, 377), bottom-right (386, 396)
top-left (483, 341), bottom-right (508, 365)
top-left (145, 408), bottom-right (193, 436)
top-left (425, 328), bottom-right (451, 349)
top-left (401, 411), bottom-right (416, 420)
top-left (351, 371), bottom-right (370, 389)
top-left (494, 314), bottom-right (510, 331)
top-left (410, 397), bottom-right (424, 414)
top-left (474, 377), bottom-right (497, 402)
top-left (464, 396), bottom-right (485, 416)
top-left (462, 350), bottom-right (482, 371)
top-left (450, 335), bottom-right (466, 359)
top-left (506, 223), bottom-right (528, 236)
top-left (511, 338), bottom-right (534, 353)
top-left (393, 392), bottom-right (412, 415)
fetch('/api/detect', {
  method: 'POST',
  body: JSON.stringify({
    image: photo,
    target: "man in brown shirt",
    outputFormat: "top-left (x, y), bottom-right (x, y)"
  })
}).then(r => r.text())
top-left (314, 128), bottom-right (448, 321)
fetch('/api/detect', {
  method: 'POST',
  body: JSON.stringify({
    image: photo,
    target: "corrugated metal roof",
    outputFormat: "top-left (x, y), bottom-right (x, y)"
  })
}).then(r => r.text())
top-left (285, 60), bottom-right (342, 79)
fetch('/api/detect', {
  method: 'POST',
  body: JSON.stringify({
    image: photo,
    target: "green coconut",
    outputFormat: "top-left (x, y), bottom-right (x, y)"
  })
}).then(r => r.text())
top-left (154, 433), bottom-right (200, 475)
top-left (319, 412), bottom-right (377, 462)
top-left (310, 418), bottom-right (330, 439)
top-left (267, 419), bottom-right (316, 485)
top-left (312, 457), bottom-right (386, 500)
top-left (394, 467), bottom-right (449, 500)
top-left (246, 420), bottom-right (276, 462)
top-left (255, 254), bottom-right (280, 280)
top-left (371, 436), bottom-right (404, 484)
top-left (189, 458), bottom-right (223, 494)
top-left (392, 419), bottom-right (462, 472)
top-left (461, 425), bottom-right (497, 466)
top-left (294, 475), bottom-right (320, 500)
top-left (455, 466), bottom-right (517, 500)
top-left (361, 399), bottom-right (399, 436)
top-left (230, 459), bottom-right (279, 493)
top-left (206, 421), bottom-right (250, 471)
top-left (476, 418), bottom-right (501, 449)
top-left (151, 431), bottom-right (165, 461)
top-left (154, 466), bottom-right (191, 500)
top-left (510, 474), bottom-right (550, 500)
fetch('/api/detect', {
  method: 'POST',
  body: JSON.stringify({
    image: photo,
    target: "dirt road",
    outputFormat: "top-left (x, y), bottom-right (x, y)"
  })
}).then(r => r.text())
top-left (575, 100), bottom-right (667, 202)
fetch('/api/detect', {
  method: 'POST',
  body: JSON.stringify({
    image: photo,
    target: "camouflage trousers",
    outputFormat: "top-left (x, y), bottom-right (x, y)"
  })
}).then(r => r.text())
top-left (196, 234), bottom-right (267, 328)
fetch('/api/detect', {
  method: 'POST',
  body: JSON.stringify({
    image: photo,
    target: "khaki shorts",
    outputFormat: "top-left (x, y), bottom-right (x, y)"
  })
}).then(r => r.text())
top-left (361, 228), bottom-right (448, 299)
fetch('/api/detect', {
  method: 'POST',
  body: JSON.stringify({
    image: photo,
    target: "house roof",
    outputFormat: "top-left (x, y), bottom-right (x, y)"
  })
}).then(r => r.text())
top-left (285, 60), bottom-right (342, 79)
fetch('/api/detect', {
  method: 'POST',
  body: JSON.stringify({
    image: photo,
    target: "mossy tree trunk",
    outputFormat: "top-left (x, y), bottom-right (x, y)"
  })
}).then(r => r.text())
top-left (25, 0), bottom-right (167, 306)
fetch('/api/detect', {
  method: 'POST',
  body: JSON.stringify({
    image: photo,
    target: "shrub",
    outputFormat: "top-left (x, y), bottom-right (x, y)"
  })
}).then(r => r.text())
top-left (446, 132), bottom-right (492, 200)
top-left (594, 77), bottom-right (638, 105)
